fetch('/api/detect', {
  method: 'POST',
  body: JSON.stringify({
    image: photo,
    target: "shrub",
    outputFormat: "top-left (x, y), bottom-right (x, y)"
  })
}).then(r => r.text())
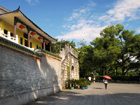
top-left (79, 81), bottom-right (87, 87)
top-left (67, 79), bottom-right (79, 88)
top-left (67, 78), bottom-right (93, 89)
top-left (96, 75), bottom-right (140, 83)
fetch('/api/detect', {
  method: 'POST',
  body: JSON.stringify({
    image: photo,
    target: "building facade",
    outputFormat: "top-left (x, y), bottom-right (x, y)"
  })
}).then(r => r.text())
top-left (0, 6), bottom-right (56, 51)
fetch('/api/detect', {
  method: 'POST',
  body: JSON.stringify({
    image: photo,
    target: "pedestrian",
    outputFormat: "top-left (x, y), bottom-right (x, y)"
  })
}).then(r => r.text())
top-left (93, 77), bottom-right (96, 84)
top-left (103, 78), bottom-right (108, 89)
top-left (88, 76), bottom-right (91, 81)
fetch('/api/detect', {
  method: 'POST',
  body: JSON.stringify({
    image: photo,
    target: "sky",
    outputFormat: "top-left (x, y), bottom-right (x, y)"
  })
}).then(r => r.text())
top-left (1, 0), bottom-right (140, 44)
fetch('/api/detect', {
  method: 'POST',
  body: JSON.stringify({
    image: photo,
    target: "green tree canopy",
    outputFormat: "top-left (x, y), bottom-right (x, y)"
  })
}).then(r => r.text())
top-left (78, 24), bottom-right (140, 77)
top-left (51, 40), bottom-right (76, 53)
top-left (91, 24), bottom-right (140, 75)
top-left (78, 43), bottom-right (94, 77)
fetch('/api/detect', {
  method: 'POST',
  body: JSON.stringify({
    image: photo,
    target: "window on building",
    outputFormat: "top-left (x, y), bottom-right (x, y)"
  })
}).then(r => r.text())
top-left (20, 38), bottom-right (23, 45)
top-left (36, 45), bottom-right (38, 49)
top-left (24, 33), bottom-right (28, 39)
top-left (30, 42), bottom-right (32, 48)
top-left (71, 66), bottom-right (74, 71)
top-left (72, 58), bottom-right (74, 63)
top-left (24, 33), bottom-right (31, 39)
top-left (4, 29), bottom-right (7, 34)
top-left (25, 40), bottom-right (28, 47)
top-left (10, 33), bottom-right (13, 37)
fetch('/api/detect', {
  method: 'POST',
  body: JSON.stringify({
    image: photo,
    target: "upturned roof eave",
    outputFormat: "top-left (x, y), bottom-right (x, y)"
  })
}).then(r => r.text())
top-left (0, 6), bottom-right (11, 13)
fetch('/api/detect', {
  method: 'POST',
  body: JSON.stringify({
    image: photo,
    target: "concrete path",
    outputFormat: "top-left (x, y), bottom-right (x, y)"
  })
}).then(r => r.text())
top-left (26, 82), bottom-right (140, 105)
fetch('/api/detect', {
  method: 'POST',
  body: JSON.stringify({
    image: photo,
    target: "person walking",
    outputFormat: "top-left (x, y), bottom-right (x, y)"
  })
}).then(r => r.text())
top-left (103, 78), bottom-right (108, 89)
top-left (93, 77), bottom-right (96, 84)
top-left (102, 75), bottom-right (111, 89)
top-left (88, 76), bottom-right (91, 81)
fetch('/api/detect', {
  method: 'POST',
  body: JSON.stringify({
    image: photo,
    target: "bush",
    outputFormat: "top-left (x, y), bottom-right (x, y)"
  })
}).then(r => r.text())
top-left (78, 78), bottom-right (89, 87)
top-left (67, 79), bottom-right (80, 88)
top-left (79, 81), bottom-right (87, 87)
top-left (96, 75), bottom-right (140, 83)
top-left (67, 78), bottom-right (93, 89)
top-left (111, 76), bottom-right (140, 82)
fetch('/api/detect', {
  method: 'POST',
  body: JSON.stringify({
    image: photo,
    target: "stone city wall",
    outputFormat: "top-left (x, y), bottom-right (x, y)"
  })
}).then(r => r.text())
top-left (0, 45), bottom-right (62, 105)
top-left (59, 45), bottom-right (79, 89)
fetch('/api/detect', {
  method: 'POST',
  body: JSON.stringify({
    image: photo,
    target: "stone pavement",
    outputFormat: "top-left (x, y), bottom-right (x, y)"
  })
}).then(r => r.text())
top-left (25, 82), bottom-right (140, 105)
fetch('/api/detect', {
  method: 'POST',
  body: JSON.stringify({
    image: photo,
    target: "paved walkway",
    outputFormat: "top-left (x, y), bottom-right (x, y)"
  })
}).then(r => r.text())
top-left (26, 82), bottom-right (140, 105)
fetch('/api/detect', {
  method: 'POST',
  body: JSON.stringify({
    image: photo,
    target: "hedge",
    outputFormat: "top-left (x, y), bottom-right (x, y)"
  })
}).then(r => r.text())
top-left (96, 75), bottom-right (140, 83)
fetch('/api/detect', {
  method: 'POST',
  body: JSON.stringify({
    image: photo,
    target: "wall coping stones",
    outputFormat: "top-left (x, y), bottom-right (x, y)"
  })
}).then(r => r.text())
top-left (42, 49), bottom-right (62, 58)
top-left (35, 49), bottom-right (62, 61)
top-left (0, 36), bottom-right (42, 58)
top-left (0, 36), bottom-right (62, 60)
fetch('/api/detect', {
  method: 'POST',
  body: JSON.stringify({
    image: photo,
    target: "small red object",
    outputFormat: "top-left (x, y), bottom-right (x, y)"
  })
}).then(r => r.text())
top-left (31, 32), bottom-right (36, 35)
top-left (19, 24), bottom-right (26, 30)
top-left (103, 75), bottom-right (112, 79)
top-left (38, 36), bottom-right (43, 40)
top-left (45, 41), bottom-right (49, 44)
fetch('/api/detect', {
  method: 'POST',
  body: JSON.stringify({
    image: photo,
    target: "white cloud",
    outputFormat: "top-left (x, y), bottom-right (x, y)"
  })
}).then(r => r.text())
top-left (99, 0), bottom-right (140, 23)
top-left (66, 0), bottom-right (96, 22)
top-left (57, 0), bottom-right (140, 42)
top-left (88, 0), bottom-right (96, 7)
top-left (26, 0), bottom-right (32, 3)
top-left (26, 0), bottom-right (30, 3)
top-left (136, 27), bottom-right (140, 33)
top-left (56, 19), bottom-right (106, 42)
top-left (56, 1), bottom-right (106, 42)
top-left (26, 0), bottom-right (39, 5)
top-left (67, 8), bottom-right (90, 21)
top-left (68, 12), bottom-right (81, 21)
top-left (56, 26), bottom-right (105, 42)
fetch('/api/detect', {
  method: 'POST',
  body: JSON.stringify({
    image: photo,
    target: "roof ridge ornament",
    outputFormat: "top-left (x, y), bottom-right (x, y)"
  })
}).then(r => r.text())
top-left (15, 6), bottom-right (20, 12)
top-left (17, 6), bottom-right (20, 10)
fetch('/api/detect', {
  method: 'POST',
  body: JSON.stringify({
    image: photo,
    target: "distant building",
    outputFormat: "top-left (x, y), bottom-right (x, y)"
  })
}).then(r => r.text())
top-left (59, 45), bottom-right (79, 88)
top-left (0, 6), bottom-right (56, 52)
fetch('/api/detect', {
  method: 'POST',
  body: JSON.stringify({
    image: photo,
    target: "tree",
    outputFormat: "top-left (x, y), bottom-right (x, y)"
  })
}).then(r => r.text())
top-left (91, 24), bottom-right (122, 75)
top-left (91, 24), bottom-right (140, 76)
top-left (78, 42), bottom-right (94, 77)
top-left (51, 40), bottom-right (76, 53)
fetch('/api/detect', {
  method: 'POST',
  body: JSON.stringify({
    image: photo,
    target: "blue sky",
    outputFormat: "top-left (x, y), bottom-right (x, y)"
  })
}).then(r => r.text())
top-left (1, 0), bottom-right (140, 43)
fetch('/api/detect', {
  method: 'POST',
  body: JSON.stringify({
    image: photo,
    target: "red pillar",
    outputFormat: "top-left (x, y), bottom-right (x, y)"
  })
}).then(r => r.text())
top-left (28, 33), bottom-right (30, 47)
top-left (14, 17), bottom-right (17, 37)
top-left (14, 25), bottom-right (16, 37)
top-left (43, 41), bottom-right (45, 50)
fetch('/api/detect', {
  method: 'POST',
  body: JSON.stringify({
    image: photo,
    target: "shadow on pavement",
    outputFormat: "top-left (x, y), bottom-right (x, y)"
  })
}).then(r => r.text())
top-left (25, 90), bottom-right (140, 105)
top-left (93, 87), bottom-right (103, 89)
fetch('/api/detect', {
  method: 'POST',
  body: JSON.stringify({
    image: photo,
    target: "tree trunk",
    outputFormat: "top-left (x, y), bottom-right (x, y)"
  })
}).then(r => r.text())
top-left (115, 66), bottom-right (118, 76)
top-left (122, 67), bottom-right (125, 75)
top-left (106, 70), bottom-right (108, 75)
